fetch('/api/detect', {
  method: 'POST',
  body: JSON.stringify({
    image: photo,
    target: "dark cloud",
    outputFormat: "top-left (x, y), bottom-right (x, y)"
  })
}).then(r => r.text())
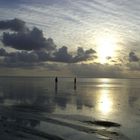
top-left (51, 47), bottom-right (96, 63)
top-left (0, 48), bottom-right (7, 56)
top-left (2, 51), bottom-right (42, 68)
top-left (2, 47), bottom-right (96, 66)
top-left (129, 51), bottom-right (139, 62)
top-left (0, 19), bottom-right (56, 51)
top-left (0, 18), bottom-right (28, 32)
top-left (35, 50), bottom-right (50, 61)
top-left (0, 18), bottom-right (96, 66)
top-left (73, 47), bottom-right (96, 62)
top-left (4, 51), bottom-right (39, 64)
top-left (2, 28), bottom-right (56, 51)
top-left (52, 46), bottom-right (72, 62)
top-left (127, 52), bottom-right (140, 71)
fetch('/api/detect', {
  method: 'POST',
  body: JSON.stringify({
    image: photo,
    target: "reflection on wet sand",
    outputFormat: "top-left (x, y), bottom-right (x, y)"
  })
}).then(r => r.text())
top-left (0, 78), bottom-right (132, 119)
top-left (0, 78), bottom-right (139, 139)
top-left (97, 89), bottom-right (113, 115)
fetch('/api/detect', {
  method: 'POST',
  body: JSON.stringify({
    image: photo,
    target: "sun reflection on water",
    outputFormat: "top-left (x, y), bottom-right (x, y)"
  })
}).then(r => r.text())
top-left (97, 89), bottom-right (113, 115)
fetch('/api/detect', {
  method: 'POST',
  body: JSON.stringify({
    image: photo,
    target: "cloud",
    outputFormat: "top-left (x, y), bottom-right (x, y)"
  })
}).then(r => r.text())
top-left (52, 46), bottom-right (72, 62)
top-left (51, 46), bottom-right (96, 63)
top-left (73, 47), bottom-right (96, 62)
top-left (3, 51), bottom-right (39, 68)
top-left (2, 47), bottom-right (96, 67)
top-left (127, 52), bottom-right (140, 71)
top-left (0, 48), bottom-right (133, 78)
top-left (2, 28), bottom-right (56, 51)
top-left (0, 18), bottom-right (28, 32)
top-left (127, 62), bottom-right (140, 71)
top-left (0, 48), bottom-right (7, 56)
top-left (0, 18), bottom-right (96, 67)
top-left (0, 19), bottom-right (56, 51)
top-left (129, 51), bottom-right (139, 62)
top-left (35, 50), bottom-right (50, 61)
top-left (69, 63), bottom-right (124, 78)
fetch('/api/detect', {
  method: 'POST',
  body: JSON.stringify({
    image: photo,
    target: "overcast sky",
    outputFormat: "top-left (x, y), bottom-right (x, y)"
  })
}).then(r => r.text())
top-left (0, 0), bottom-right (140, 77)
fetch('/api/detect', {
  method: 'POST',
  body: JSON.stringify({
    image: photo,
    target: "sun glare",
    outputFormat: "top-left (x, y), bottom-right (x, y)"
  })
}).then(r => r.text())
top-left (96, 35), bottom-right (117, 64)
top-left (98, 89), bottom-right (113, 115)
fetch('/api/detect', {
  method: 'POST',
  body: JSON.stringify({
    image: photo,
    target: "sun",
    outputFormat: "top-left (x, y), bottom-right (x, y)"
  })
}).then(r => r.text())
top-left (96, 34), bottom-right (117, 64)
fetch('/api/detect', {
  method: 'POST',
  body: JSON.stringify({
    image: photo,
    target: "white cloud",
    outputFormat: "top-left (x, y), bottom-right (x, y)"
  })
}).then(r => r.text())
top-left (0, 0), bottom-right (140, 51)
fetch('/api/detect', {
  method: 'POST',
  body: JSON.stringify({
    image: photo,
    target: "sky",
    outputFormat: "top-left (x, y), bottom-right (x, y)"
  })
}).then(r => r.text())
top-left (0, 0), bottom-right (140, 77)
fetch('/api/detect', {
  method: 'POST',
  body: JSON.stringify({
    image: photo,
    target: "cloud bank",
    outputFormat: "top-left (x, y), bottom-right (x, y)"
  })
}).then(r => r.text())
top-left (0, 18), bottom-right (96, 66)
top-left (69, 63), bottom-right (124, 78)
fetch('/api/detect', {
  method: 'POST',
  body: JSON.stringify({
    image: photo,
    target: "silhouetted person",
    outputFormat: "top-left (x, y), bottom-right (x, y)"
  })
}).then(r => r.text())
top-left (55, 77), bottom-right (58, 91)
top-left (74, 77), bottom-right (77, 90)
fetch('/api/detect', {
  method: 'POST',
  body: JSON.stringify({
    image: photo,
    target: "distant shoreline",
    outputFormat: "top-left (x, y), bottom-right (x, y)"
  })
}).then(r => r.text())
top-left (0, 76), bottom-right (140, 80)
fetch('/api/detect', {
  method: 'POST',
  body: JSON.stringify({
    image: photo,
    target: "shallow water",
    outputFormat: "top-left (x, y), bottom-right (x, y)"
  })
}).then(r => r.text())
top-left (0, 77), bottom-right (139, 140)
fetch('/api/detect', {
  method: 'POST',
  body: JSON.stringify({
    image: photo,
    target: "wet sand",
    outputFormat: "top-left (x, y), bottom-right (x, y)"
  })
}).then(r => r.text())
top-left (0, 77), bottom-right (139, 140)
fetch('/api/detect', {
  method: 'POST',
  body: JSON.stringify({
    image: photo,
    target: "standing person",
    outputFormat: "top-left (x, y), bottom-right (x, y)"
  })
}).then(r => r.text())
top-left (74, 77), bottom-right (77, 90)
top-left (55, 77), bottom-right (58, 91)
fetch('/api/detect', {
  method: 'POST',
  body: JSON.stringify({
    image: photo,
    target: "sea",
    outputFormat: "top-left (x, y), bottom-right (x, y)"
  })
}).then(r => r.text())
top-left (0, 77), bottom-right (139, 140)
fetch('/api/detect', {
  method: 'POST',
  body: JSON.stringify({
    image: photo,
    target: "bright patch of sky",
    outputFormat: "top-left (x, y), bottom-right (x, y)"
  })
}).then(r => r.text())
top-left (0, 0), bottom-right (140, 52)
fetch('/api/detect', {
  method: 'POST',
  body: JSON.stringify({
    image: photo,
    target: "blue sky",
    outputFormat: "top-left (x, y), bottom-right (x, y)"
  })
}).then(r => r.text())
top-left (0, 0), bottom-right (140, 77)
